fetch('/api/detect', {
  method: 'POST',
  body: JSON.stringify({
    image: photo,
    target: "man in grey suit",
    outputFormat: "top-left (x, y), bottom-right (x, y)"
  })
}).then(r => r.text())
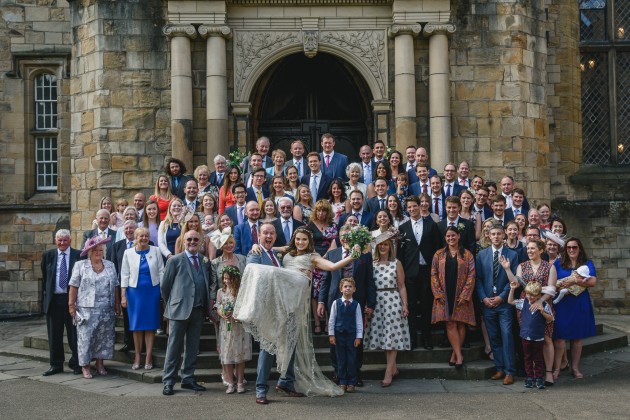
top-left (161, 230), bottom-right (211, 396)
top-left (248, 222), bottom-right (305, 404)
top-left (40, 229), bottom-right (82, 376)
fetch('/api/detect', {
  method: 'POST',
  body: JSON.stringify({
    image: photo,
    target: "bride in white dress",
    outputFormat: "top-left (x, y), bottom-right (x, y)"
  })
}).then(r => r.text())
top-left (234, 226), bottom-right (360, 396)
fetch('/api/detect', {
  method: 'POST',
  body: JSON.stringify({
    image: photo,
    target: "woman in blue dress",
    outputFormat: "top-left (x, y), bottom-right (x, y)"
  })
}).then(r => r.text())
top-left (552, 237), bottom-right (597, 380)
top-left (121, 227), bottom-right (164, 370)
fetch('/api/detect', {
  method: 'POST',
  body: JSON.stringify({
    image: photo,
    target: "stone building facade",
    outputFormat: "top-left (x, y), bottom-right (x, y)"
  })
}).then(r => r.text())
top-left (0, 0), bottom-right (628, 315)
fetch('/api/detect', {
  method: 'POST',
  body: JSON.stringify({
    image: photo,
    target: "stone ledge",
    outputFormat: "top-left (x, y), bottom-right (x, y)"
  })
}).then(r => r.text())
top-left (570, 165), bottom-right (630, 186)
top-left (0, 204), bottom-right (70, 212)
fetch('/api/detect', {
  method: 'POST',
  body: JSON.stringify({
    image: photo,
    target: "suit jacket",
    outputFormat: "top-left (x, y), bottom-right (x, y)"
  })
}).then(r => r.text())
top-left (437, 217), bottom-right (476, 256)
top-left (320, 152), bottom-right (349, 181)
top-left (397, 217), bottom-right (441, 279)
top-left (284, 158), bottom-right (310, 179)
top-left (302, 172), bottom-right (332, 202)
top-left (246, 247), bottom-right (279, 266)
top-left (183, 199), bottom-right (201, 213)
top-left (209, 171), bottom-right (226, 189)
top-left (358, 160), bottom-right (377, 184)
top-left (474, 205), bottom-right (494, 221)
top-left (339, 210), bottom-right (373, 228)
top-left (224, 204), bottom-right (246, 226)
top-left (107, 238), bottom-right (155, 280)
top-left (319, 248), bottom-right (375, 311)
top-left (170, 174), bottom-right (191, 199)
top-left (81, 228), bottom-right (116, 254)
top-left (161, 252), bottom-right (211, 320)
top-left (234, 221), bottom-right (260, 256)
top-left (272, 217), bottom-right (305, 247)
top-left (409, 181), bottom-right (431, 197)
top-left (443, 182), bottom-right (465, 197)
top-left (429, 193), bottom-right (447, 221)
top-left (243, 155), bottom-right (273, 175)
top-left (245, 186), bottom-right (270, 203)
top-left (41, 247), bottom-right (82, 314)
top-left (120, 245), bottom-right (163, 288)
top-left (365, 196), bottom-right (389, 216)
top-left (476, 247), bottom-right (518, 304)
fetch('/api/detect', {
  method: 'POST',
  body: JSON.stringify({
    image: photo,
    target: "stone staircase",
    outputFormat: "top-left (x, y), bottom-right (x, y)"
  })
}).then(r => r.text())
top-left (15, 319), bottom-right (627, 385)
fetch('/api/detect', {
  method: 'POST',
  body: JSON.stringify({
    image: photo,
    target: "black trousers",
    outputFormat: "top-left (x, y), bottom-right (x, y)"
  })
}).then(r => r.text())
top-left (406, 266), bottom-right (433, 346)
top-left (46, 294), bottom-right (78, 369)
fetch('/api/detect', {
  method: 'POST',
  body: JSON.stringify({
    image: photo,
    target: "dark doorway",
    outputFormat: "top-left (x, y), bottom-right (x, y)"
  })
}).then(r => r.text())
top-left (252, 53), bottom-right (373, 161)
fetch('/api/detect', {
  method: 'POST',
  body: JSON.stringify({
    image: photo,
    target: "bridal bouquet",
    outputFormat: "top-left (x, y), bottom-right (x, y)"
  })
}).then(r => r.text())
top-left (220, 301), bottom-right (235, 331)
top-left (342, 225), bottom-right (373, 258)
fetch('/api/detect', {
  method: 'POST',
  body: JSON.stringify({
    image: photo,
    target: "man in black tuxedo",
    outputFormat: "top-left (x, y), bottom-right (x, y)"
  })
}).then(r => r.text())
top-left (339, 190), bottom-right (373, 228)
top-left (81, 209), bottom-right (116, 252)
top-left (397, 195), bottom-right (441, 349)
top-left (302, 152), bottom-right (332, 202)
top-left (438, 196), bottom-right (476, 255)
top-left (272, 197), bottom-right (304, 247)
top-left (40, 229), bottom-right (82, 376)
top-left (318, 224), bottom-right (375, 386)
top-left (209, 155), bottom-right (227, 188)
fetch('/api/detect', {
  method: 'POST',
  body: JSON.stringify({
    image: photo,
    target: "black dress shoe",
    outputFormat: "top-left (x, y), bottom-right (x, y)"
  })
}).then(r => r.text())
top-left (356, 376), bottom-right (364, 387)
top-left (332, 374), bottom-right (340, 385)
top-left (163, 385), bottom-right (174, 396)
top-left (119, 344), bottom-right (130, 353)
top-left (43, 366), bottom-right (63, 376)
top-left (256, 396), bottom-right (269, 405)
top-left (181, 381), bottom-right (206, 391)
top-left (72, 367), bottom-right (82, 375)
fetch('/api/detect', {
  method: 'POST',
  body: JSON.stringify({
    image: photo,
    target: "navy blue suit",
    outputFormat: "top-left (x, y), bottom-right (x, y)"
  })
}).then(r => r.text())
top-left (272, 217), bottom-right (304, 247)
top-left (409, 180), bottom-right (431, 197)
top-left (358, 161), bottom-right (377, 184)
top-left (245, 186), bottom-right (270, 204)
top-left (321, 152), bottom-right (349, 181)
top-left (301, 172), bottom-right (332, 202)
top-left (474, 205), bottom-right (494, 221)
top-left (407, 167), bottom-right (437, 184)
top-left (284, 159), bottom-right (310, 179)
top-left (209, 171), bottom-right (226, 189)
top-left (223, 204), bottom-right (243, 226)
top-left (339, 210), bottom-right (373, 228)
top-left (442, 182), bottom-right (465, 198)
top-left (234, 221), bottom-right (260, 256)
top-left (429, 193), bottom-right (447, 221)
top-left (365, 196), bottom-right (388, 216)
top-left (438, 217), bottom-right (476, 256)
top-left (476, 246), bottom-right (519, 376)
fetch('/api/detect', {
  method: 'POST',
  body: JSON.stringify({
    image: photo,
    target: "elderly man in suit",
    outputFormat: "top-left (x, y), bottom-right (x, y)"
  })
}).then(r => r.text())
top-left (476, 222), bottom-right (519, 385)
top-left (318, 224), bottom-right (375, 386)
top-left (81, 209), bottom-right (116, 252)
top-left (320, 133), bottom-right (349, 181)
top-left (247, 222), bottom-right (305, 404)
top-left (284, 139), bottom-right (310, 179)
top-left (161, 230), bottom-right (211, 396)
top-left (243, 136), bottom-right (272, 174)
top-left (40, 229), bottom-right (82, 376)
top-left (397, 195), bottom-right (441, 349)
top-left (209, 154), bottom-right (228, 188)
top-left (272, 197), bottom-right (304, 247)
top-left (234, 201), bottom-right (261, 256)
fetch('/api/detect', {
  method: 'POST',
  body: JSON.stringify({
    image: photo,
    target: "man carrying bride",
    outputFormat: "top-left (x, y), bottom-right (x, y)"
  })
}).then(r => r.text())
top-left (234, 225), bottom-right (363, 402)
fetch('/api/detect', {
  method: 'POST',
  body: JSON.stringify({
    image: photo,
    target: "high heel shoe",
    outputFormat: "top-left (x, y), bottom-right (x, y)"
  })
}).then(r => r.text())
top-left (560, 360), bottom-right (570, 371)
top-left (380, 380), bottom-right (392, 387)
top-left (313, 326), bottom-right (322, 335)
top-left (82, 366), bottom-right (93, 379)
top-left (96, 365), bottom-right (107, 376)
top-left (393, 369), bottom-right (400, 378)
top-left (544, 370), bottom-right (554, 387)
top-left (449, 361), bottom-right (456, 366)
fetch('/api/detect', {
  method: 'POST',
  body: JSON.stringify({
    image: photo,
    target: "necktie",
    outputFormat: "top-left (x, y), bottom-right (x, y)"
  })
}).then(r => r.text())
top-left (434, 197), bottom-right (439, 215)
top-left (268, 250), bottom-right (279, 267)
top-left (296, 161), bottom-right (302, 177)
top-left (192, 255), bottom-right (199, 271)
top-left (283, 220), bottom-right (291, 243)
top-left (450, 222), bottom-right (455, 227)
top-left (251, 223), bottom-right (258, 245)
top-left (414, 221), bottom-right (422, 243)
top-left (238, 207), bottom-right (244, 224)
top-left (380, 199), bottom-right (385, 210)
top-left (59, 252), bottom-right (68, 291)
top-left (460, 179), bottom-right (466, 186)
top-left (174, 177), bottom-right (179, 188)
top-left (325, 155), bottom-right (330, 168)
top-left (310, 175), bottom-right (318, 202)
top-left (364, 164), bottom-right (371, 184)
top-left (446, 184), bottom-right (451, 197)
top-left (256, 190), bottom-right (263, 208)
top-left (127, 241), bottom-right (133, 249)
top-left (514, 208), bottom-right (520, 215)
top-left (354, 212), bottom-right (361, 223)
top-left (493, 250), bottom-right (499, 290)
top-left (343, 251), bottom-right (354, 278)
top-left (423, 184), bottom-right (428, 194)
top-left (344, 300), bottom-right (350, 308)
top-left (218, 173), bottom-right (223, 185)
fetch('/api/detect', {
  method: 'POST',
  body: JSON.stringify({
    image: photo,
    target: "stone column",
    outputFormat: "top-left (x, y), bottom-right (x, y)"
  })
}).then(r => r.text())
top-left (423, 23), bottom-right (456, 172)
top-left (164, 24), bottom-right (197, 170)
top-left (199, 25), bottom-right (232, 163)
top-left (231, 102), bottom-right (252, 152)
top-left (388, 24), bottom-right (421, 151)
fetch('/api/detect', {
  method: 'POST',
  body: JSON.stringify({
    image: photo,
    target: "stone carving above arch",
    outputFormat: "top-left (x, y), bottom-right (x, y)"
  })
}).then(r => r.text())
top-left (233, 29), bottom-right (388, 103)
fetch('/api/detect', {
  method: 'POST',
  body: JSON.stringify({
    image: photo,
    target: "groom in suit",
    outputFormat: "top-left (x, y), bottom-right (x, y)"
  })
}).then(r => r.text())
top-left (476, 222), bottom-right (519, 385)
top-left (40, 229), bottom-right (82, 376)
top-left (248, 222), bottom-right (305, 404)
top-left (397, 196), bottom-right (441, 349)
top-left (318, 224), bottom-right (376, 386)
top-left (161, 230), bottom-right (211, 396)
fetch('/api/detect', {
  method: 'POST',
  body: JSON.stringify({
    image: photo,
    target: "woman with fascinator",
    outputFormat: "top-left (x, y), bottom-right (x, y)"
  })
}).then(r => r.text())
top-left (235, 226), bottom-right (365, 397)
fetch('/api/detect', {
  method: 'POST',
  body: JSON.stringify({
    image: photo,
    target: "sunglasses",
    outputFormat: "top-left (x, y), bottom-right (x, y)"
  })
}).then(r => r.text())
top-left (186, 238), bottom-right (200, 242)
top-left (566, 245), bottom-right (579, 250)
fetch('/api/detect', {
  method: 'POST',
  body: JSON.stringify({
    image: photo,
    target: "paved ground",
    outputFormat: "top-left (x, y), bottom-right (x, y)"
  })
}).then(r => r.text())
top-left (1, 316), bottom-right (629, 419)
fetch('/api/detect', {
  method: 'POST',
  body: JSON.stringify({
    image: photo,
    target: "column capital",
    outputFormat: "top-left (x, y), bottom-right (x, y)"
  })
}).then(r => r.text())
top-left (199, 25), bottom-right (232, 40)
top-left (422, 22), bottom-right (456, 38)
top-left (388, 23), bottom-right (422, 39)
top-left (231, 102), bottom-right (252, 116)
top-left (163, 24), bottom-right (198, 39)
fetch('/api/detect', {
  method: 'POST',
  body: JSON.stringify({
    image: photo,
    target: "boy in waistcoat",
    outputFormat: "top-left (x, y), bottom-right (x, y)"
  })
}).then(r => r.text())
top-left (508, 281), bottom-right (554, 389)
top-left (328, 278), bottom-right (363, 393)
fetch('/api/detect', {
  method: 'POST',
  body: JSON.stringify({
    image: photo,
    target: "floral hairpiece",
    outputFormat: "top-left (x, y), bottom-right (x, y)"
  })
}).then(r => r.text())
top-left (294, 226), bottom-right (313, 239)
top-left (221, 265), bottom-right (241, 278)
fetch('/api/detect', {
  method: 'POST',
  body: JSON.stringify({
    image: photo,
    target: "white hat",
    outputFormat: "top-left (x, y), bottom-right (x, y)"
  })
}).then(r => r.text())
top-left (575, 265), bottom-right (592, 279)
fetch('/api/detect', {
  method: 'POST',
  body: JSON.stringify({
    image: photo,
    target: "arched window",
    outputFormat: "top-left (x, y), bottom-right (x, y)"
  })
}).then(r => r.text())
top-left (580, 0), bottom-right (630, 164)
top-left (34, 73), bottom-right (58, 191)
